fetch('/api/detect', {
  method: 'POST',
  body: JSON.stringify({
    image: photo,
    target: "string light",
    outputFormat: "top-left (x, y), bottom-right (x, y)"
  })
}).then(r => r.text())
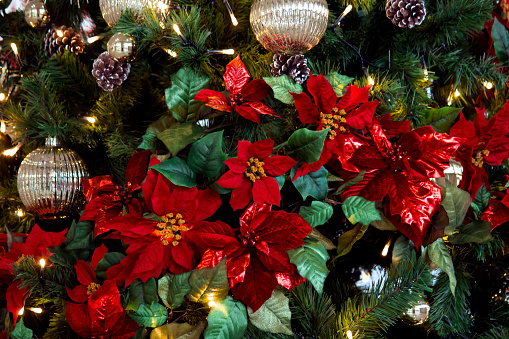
top-left (10, 43), bottom-right (18, 56)
top-left (87, 36), bottom-right (102, 44)
top-left (0, 93), bottom-right (5, 101)
top-left (16, 208), bottom-right (24, 217)
top-left (31, 308), bottom-right (43, 314)
top-left (56, 30), bottom-right (64, 38)
top-left (454, 89), bottom-right (460, 97)
top-left (368, 76), bottom-right (375, 86)
top-left (222, 0), bottom-right (238, 26)
top-left (208, 49), bottom-right (235, 55)
top-left (39, 258), bottom-right (46, 268)
top-left (84, 116), bottom-right (96, 124)
top-left (346, 330), bottom-right (353, 339)
top-left (1, 121), bottom-right (5, 133)
top-left (3, 143), bottom-right (22, 156)
top-left (382, 237), bottom-right (392, 257)
top-left (208, 300), bottom-right (216, 307)
top-left (483, 81), bottom-right (493, 90)
top-left (423, 68), bottom-right (429, 81)
top-left (156, 1), bottom-right (169, 11)
top-left (166, 49), bottom-right (177, 58)
top-left (18, 307), bottom-right (24, 315)
top-left (173, 24), bottom-right (184, 39)
top-left (333, 5), bottom-right (353, 28)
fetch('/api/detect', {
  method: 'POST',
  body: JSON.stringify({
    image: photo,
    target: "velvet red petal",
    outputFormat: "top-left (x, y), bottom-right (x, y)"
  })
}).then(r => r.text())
top-left (224, 55), bottom-right (250, 95)
top-left (485, 100), bottom-right (509, 140)
top-left (291, 91), bottom-right (320, 124)
top-left (450, 112), bottom-right (478, 148)
top-left (24, 225), bottom-right (67, 259)
top-left (224, 158), bottom-right (248, 174)
top-left (242, 79), bottom-right (270, 102)
top-left (66, 285), bottom-right (89, 303)
top-left (253, 176), bottom-right (281, 206)
top-left (237, 140), bottom-right (252, 161)
top-left (307, 74), bottom-right (337, 114)
top-left (7, 281), bottom-right (27, 326)
top-left (188, 221), bottom-right (237, 251)
top-left (345, 100), bottom-right (379, 130)
top-left (150, 175), bottom-right (174, 216)
top-left (217, 170), bottom-right (245, 189)
top-left (263, 155), bottom-right (297, 176)
top-left (92, 244), bottom-right (109, 270)
top-left (66, 302), bottom-right (93, 337)
top-left (230, 178), bottom-right (253, 211)
top-left (235, 105), bottom-right (261, 124)
top-left (128, 241), bottom-right (165, 284)
top-left (337, 85), bottom-right (370, 111)
top-left (250, 138), bottom-right (275, 159)
top-left (75, 260), bottom-right (97, 286)
top-left (484, 136), bottom-right (509, 165)
top-left (379, 113), bottom-right (411, 138)
top-left (252, 211), bottom-right (311, 248)
top-left (125, 150), bottom-right (151, 186)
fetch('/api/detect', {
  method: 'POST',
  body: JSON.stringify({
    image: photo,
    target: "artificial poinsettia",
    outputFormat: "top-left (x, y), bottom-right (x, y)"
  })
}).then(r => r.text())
top-left (66, 280), bottom-right (138, 339)
top-left (481, 190), bottom-right (509, 229)
top-left (194, 55), bottom-right (279, 124)
top-left (0, 225), bottom-right (66, 324)
top-left (193, 203), bottom-right (311, 312)
top-left (216, 138), bottom-right (297, 210)
top-left (80, 150), bottom-right (151, 236)
top-left (336, 117), bottom-right (461, 247)
top-left (66, 244), bottom-right (108, 303)
top-left (449, 103), bottom-right (509, 199)
top-left (289, 74), bottom-right (379, 178)
top-left (105, 173), bottom-right (226, 286)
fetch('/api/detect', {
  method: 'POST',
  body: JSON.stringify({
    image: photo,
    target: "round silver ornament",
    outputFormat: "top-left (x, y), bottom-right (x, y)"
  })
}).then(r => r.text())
top-left (17, 137), bottom-right (89, 219)
top-left (250, 0), bottom-right (329, 55)
top-left (100, 0), bottom-right (149, 27)
top-left (107, 33), bottom-right (137, 62)
top-left (24, 0), bottom-right (50, 28)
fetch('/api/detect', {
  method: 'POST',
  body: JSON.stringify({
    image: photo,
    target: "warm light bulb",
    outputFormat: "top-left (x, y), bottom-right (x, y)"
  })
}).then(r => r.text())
top-left (31, 308), bottom-right (42, 314)
top-left (483, 81), bottom-right (493, 90)
top-left (0, 121), bottom-right (5, 133)
top-left (209, 49), bottom-right (235, 55)
top-left (84, 116), bottom-right (96, 124)
top-left (39, 258), bottom-right (46, 268)
top-left (87, 36), bottom-right (101, 44)
top-left (368, 76), bottom-right (375, 86)
top-left (208, 300), bottom-right (216, 307)
top-left (222, 49), bottom-right (235, 55)
top-left (343, 5), bottom-right (353, 16)
top-left (156, 1), bottom-right (169, 11)
top-left (10, 43), bottom-right (18, 56)
top-left (222, 0), bottom-right (238, 26)
top-left (166, 49), bottom-right (177, 57)
top-left (230, 14), bottom-right (238, 26)
top-left (3, 144), bottom-right (21, 156)
top-left (423, 68), bottom-right (429, 81)
top-left (18, 307), bottom-right (24, 315)
top-left (57, 30), bottom-right (64, 38)
top-left (346, 330), bottom-right (353, 339)
top-left (0, 93), bottom-right (5, 101)
top-left (333, 4), bottom-right (354, 27)
top-left (173, 24), bottom-right (182, 37)
top-left (16, 209), bottom-right (24, 217)
top-left (382, 244), bottom-right (390, 257)
top-left (454, 89), bottom-right (460, 97)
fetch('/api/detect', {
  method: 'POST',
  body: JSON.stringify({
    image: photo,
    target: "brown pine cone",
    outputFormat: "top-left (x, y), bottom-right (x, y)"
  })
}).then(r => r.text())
top-left (270, 53), bottom-right (310, 85)
top-left (386, 0), bottom-right (427, 29)
top-left (44, 25), bottom-right (85, 57)
top-left (92, 52), bottom-right (131, 92)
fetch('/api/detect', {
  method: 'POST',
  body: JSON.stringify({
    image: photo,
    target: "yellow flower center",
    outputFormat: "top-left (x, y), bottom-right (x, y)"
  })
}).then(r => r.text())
top-left (471, 149), bottom-right (490, 167)
top-left (157, 213), bottom-right (189, 246)
top-left (245, 157), bottom-right (266, 182)
top-left (320, 107), bottom-right (347, 140)
top-left (87, 282), bottom-right (101, 296)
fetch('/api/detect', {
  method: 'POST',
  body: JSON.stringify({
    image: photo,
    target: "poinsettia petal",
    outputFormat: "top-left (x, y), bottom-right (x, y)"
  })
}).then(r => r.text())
top-left (188, 221), bottom-right (237, 251)
top-left (150, 175), bottom-right (174, 216)
top-left (106, 214), bottom-right (157, 239)
top-left (358, 170), bottom-right (394, 202)
top-left (75, 260), bottom-right (97, 286)
top-left (239, 202), bottom-right (272, 234)
top-left (250, 139), bottom-right (275, 159)
top-left (230, 178), bottom-right (253, 211)
top-left (79, 194), bottom-right (119, 223)
top-left (486, 100), bottom-right (509, 140)
top-left (104, 311), bottom-right (128, 337)
top-left (379, 113), bottom-right (411, 138)
top-left (7, 281), bottom-right (27, 326)
top-left (83, 175), bottom-right (115, 201)
top-left (216, 170), bottom-right (245, 189)
top-left (337, 85), bottom-right (370, 111)
top-left (224, 158), bottom-right (248, 174)
top-left (253, 176), bottom-right (281, 206)
top-left (125, 150), bottom-right (151, 186)
top-left (450, 112), bottom-right (478, 148)
top-left (111, 319), bottom-right (139, 339)
top-left (224, 55), bottom-right (251, 95)
top-left (345, 100), bottom-right (379, 129)
top-left (253, 210), bottom-right (311, 249)
top-left (242, 101), bottom-right (280, 119)
top-left (197, 249), bottom-right (225, 269)
top-left (307, 74), bottom-right (337, 114)
top-left (23, 224), bottom-right (67, 259)
top-left (92, 244), bottom-right (109, 271)
top-left (484, 136), bottom-right (509, 165)
top-left (88, 280), bottom-right (123, 325)
top-left (237, 140), bottom-right (252, 161)
top-left (275, 264), bottom-right (306, 291)
top-left (256, 243), bottom-right (293, 272)
top-left (349, 145), bottom-right (386, 170)
top-left (169, 240), bottom-right (195, 273)
top-left (242, 79), bottom-right (270, 102)
top-left (482, 200), bottom-right (509, 229)
top-left (234, 105), bottom-right (260, 123)
top-left (474, 107), bottom-right (488, 138)
top-left (263, 155), bottom-right (297, 176)
top-left (290, 91), bottom-right (320, 124)
top-left (293, 149), bottom-right (331, 179)
top-left (66, 285), bottom-right (89, 303)
top-left (227, 248), bottom-right (250, 287)
top-left (127, 241), bottom-right (165, 285)
top-left (66, 302), bottom-right (93, 338)
top-left (194, 89), bottom-right (233, 112)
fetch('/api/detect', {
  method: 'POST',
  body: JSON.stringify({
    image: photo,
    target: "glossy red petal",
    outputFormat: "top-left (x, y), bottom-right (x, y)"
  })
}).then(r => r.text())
top-left (291, 91), bottom-right (320, 124)
top-left (337, 85), bottom-right (370, 111)
top-left (307, 74), bottom-right (337, 114)
top-left (23, 225), bottom-right (67, 259)
top-left (197, 249), bottom-right (225, 269)
top-left (92, 244), bottom-right (109, 271)
top-left (345, 100), bottom-right (379, 130)
top-left (66, 302), bottom-right (93, 338)
top-left (253, 176), bottom-right (281, 206)
top-left (256, 243), bottom-right (293, 272)
top-left (224, 55), bottom-right (250, 95)
top-left (230, 178), bottom-right (253, 211)
top-left (243, 101), bottom-right (279, 118)
top-left (125, 150), bottom-right (151, 186)
top-left (224, 158), bottom-right (248, 174)
top-left (368, 118), bottom-right (392, 157)
top-left (226, 248), bottom-right (250, 287)
top-left (195, 89), bottom-right (233, 112)
top-left (482, 199), bottom-right (509, 229)
top-left (66, 285), bottom-right (89, 303)
top-left (450, 112), bottom-right (478, 148)
top-left (83, 175), bottom-right (115, 201)
top-left (379, 113), bottom-right (411, 138)
top-left (234, 105), bottom-right (260, 123)
top-left (242, 79), bottom-right (270, 102)
top-left (253, 210), bottom-right (311, 249)
top-left (239, 202), bottom-right (272, 233)
top-left (111, 318), bottom-right (139, 339)
top-left (216, 170), bottom-right (245, 189)
top-left (349, 144), bottom-right (387, 170)
top-left (88, 280), bottom-right (123, 325)
top-left (276, 264), bottom-right (306, 291)
top-left (263, 155), bottom-right (297, 177)
top-left (486, 100), bottom-right (509, 140)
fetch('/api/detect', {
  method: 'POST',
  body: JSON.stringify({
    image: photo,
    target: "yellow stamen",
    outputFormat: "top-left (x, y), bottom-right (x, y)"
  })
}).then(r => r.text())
top-left (87, 282), bottom-right (101, 296)
top-left (245, 157), bottom-right (267, 182)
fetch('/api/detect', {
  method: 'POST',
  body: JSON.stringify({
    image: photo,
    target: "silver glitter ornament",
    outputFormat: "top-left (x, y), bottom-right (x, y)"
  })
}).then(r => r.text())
top-left (17, 137), bottom-right (89, 219)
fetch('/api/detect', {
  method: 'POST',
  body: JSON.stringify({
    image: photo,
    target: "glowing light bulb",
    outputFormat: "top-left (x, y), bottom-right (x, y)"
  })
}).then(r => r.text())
top-left (31, 308), bottom-right (42, 314)
top-left (423, 68), bottom-right (429, 81)
top-left (57, 30), bottom-right (64, 38)
top-left (222, 0), bottom-right (238, 26)
top-left (346, 330), bottom-right (353, 339)
top-left (39, 258), bottom-right (46, 268)
top-left (18, 307), bottom-right (24, 315)
top-left (209, 49), bottom-right (235, 55)
top-left (382, 238), bottom-right (392, 257)
top-left (156, 1), bottom-right (169, 11)
top-left (454, 89), bottom-right (460, 97)
top-left (368, 76), bottom-right (375, 86)
top-left (1, 121), bottom-right (5, 133)
top-left (166, 49), bottom-right (177, 57)
top-left (483, 81), bottom-right (493, 90)
top-left (333, 4), bottom-right (353, 27)
top-left (3, 143), bottom-right (22, 156)
top-left (208, 300), bottom-right (216, 307)
top-left (16, 209), bottom-right (24, 217)
top-left (87, 36), bottom-right (101, 44)
top-left (0, 93), bottom-right (5, 101)
top-left (84, 116), bottom-right (96, 124)
top-left (173, 24), bottom-right (183, 38)
top-left (10, 43), bottom-right (18, 56)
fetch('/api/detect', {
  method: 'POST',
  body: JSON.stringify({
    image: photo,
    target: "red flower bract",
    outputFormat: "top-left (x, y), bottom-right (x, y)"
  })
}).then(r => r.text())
top-left (105, 174), bottom-right (225, 286)
top-left (216, 138), bottom-right (297, 210)
top-left (194, 55), bottom-right (279, 124)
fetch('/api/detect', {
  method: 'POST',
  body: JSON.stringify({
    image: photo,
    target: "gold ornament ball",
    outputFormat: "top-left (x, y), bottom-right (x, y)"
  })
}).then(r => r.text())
top-left (24, 0), bottom-right (50, 28)
top-left (17, 137), bottom-right (89, 219)
top-left (99, 0), bottom-right (151, 27)
top-left (250, 0), bottom-right (329, 55)
top-left (107, 33), bottom-right (137, 62)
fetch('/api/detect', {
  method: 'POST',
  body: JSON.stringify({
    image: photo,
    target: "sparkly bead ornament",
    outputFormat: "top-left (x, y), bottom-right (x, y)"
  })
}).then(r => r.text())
top-left (100, 0), bottom-right (158, 27)
top-left (24, 0), bottom-right (50, 28)
top-left (17, 137), bottom-right (89, 219)
top-left (250, 0), bottom-right (329, 55)
top-left (107, 33), bottom-right (137, 62)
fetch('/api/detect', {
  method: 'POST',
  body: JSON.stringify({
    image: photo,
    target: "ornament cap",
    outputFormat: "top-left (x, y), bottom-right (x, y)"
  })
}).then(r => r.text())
top-left (45, 137), bottom-right (62, 147)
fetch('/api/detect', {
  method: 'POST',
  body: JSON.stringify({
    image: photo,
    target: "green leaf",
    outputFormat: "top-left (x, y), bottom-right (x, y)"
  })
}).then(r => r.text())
top-left (335, 223), bottom-right (369, 257)
top-left (151, 321), bottom-right (206, 339)
top-left (492, 18), bottom-right (509, 65)
top-left (205, 296), bottom-right (247, 339)
top-left (274, 175), bottom-right (285, 190)
top-left (288, 237), bottom-right (329, 294)
top-left (129, 302), bottom-right (168, 328)
top-left (448, 220), bottom-right (493, 244)
top-left (187, 130), bottom-right (228, 178)
top-left (428, 238), bottom-right (457, 296)
top-left (291, 166), bottom-right (328, 200)
top-left (138, 133), bottom-right (158, 151)
top-left (247, 289), bottom-right (293, 335)
top-left (324, 72), bottom-right (354, 96)
top-left (288, 128), bottom-right (328, 164)
top-left (62, 220), bottom-right (94, 259)
top-left (151, 156), bottom-right (196, 187)
top-left (333, 170), bottom-right (365, 195)
top-left (308, 228), bottom-right (336, 250)
top-left (341, 196), bottom-right (382, 226)
top-left (392, 235), bottom-right (414, 266)
top-left (262, 75), bottom-right (303, 104)
top-left (126, 278), bottom-right (159, 312)
top-left (95, 252), bottom-right (125, 280)
top-left (471, 185), bottom-right (491, 219)
top-left (299, 201), bottom-right (333, 227)
top-left (211, 182), bottom-right (233, 194)
top-left (157, 122), bottom-right (204, 157)
top-left (421, 107), bottom-right (462, 133)
top-left (439, 179), bottom-right (471, 235)
top-left (165, 68), bottom-right (209, 122)
top-left (48, 246), bottom-right (76, 268)
top-left (186, 258), bottom-right (229, 304)
top-left (10, 319), bottom-right (33, 339)
top-left (158, 272), bottom-right (192, 309)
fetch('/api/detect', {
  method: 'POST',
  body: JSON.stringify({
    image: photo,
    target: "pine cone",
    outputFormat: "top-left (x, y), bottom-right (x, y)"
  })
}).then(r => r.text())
top-left (92, 52), bottom-right (131, 92)
top-left (386, 0), bottom-right (426, 29)
top-left (270, 53), bottom-right (310, 85)
top-left (44, 25), bottom-right (85, 57)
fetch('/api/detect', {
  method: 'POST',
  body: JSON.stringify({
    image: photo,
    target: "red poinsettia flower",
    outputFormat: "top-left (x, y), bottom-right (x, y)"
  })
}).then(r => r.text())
top-left (80, 150), bottom-right (151, 236)
top-left (290, 74), bottom-right (378, 178)
top-left (481, 190), bottom-right (509, 229)
top-left (105, 174), bottom-right (225, 286)
top-left (216, 138), bottom-right (297, 210)
top-left (66, 244), bottom-right (109, 303)
top-left (194, 55), bottom-right (279, 124)
top-left (0, 225), bottom-right (66, 324)
top-left (335, 118), bottom-right (461, 247)
top-left (66, 280), bottom-right (138, 339)
top-left (449, 103), bottom-right (509, 199)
